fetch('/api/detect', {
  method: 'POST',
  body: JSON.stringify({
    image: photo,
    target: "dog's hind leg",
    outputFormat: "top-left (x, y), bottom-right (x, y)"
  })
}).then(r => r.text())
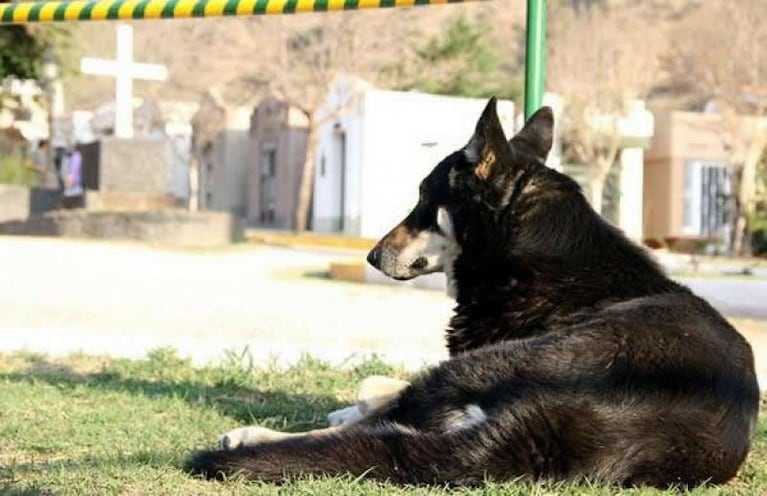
top-left (219, 425), bottom-right (342, 450)
top-left (328, 375), bottom-right (411, 426)
top-left (189, 422), bottom-right (499, 485)
top-left (220, 375), bottom-right (411, 450)
top-left (357, 376), bottom-right (411, 412)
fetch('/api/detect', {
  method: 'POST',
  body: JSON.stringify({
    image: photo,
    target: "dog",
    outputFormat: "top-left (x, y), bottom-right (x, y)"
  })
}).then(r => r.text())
top-left (187, 98), bottom-right (759, 487)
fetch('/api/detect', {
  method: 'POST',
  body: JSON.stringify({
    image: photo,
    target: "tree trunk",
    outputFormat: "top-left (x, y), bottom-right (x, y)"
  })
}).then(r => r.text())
top-left (732, 207), bottom-right (748, 256)
top-left (188, 150), bottom-right (201, 212)
top-left (590, 155), bottom-right (613, 216)
top-left (590, 175), bottom-right (605, 215)
top-left (730, 126), bottom-right (766, 256)
top-left (294, 117), bottom-right (318, 233)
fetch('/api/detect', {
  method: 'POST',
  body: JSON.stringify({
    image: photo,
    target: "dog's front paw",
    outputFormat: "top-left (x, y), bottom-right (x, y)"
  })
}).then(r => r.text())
top-left (327, 405), bottom-right (363, 427)
top-left (217, 426), bottom-right (281, 450)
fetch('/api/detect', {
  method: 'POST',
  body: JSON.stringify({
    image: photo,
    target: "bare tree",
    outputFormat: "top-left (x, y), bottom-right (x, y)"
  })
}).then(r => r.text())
top-left (139, 11), bottom-right (424, 230)
top-left (666, 0), bottom-right (767, 255)
top-left (63, 1), bottom-right (498, 108)
top-left (248, 11), bottom-right (417, 232)
top-left (548, 4), bottom-right (665, 214)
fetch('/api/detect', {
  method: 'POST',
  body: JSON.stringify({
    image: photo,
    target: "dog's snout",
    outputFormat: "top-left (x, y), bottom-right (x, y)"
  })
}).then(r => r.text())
top-left (367, 246), bottom-right (382, 269)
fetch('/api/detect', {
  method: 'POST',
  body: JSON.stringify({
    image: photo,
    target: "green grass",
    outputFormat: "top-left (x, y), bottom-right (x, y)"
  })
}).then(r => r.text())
top-left (0, 155), bottom-right (38, 187)
top-left (1, 349), bottom-right (766, 495)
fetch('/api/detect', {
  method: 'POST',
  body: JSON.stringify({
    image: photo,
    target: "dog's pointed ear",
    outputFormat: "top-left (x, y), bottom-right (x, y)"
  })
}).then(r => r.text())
top-left (462, 97), bottom-right (513, 182)
top-left (509, 106), bottom-right (554, 162)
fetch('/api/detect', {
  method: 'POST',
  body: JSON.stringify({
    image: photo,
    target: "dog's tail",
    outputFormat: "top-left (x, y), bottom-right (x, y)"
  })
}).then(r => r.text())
top-left (185, 424), bottom-right (497, 485)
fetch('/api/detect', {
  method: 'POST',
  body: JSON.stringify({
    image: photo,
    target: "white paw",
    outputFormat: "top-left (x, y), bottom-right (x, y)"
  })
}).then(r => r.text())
top-left (217, 426), bottom-right (281, 450)
top-left (327, 405), bottom-right (362, 427)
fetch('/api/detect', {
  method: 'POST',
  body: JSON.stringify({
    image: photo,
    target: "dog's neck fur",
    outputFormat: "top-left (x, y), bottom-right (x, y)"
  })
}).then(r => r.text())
top-left (445, 166), bottom-right (683, 356)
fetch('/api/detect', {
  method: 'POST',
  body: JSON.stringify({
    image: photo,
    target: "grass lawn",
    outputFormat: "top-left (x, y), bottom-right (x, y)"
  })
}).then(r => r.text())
top-left (1, 350), bottom-right (766, 495)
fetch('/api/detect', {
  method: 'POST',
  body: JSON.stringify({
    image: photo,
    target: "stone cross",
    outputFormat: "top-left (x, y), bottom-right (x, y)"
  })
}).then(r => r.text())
top-left (80, 24), bottom-right (168, 139)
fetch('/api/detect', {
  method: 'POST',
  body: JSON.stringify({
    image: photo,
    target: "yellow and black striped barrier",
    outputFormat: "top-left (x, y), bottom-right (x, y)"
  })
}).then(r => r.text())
top-left (0, 0), bottom-right (477, 23)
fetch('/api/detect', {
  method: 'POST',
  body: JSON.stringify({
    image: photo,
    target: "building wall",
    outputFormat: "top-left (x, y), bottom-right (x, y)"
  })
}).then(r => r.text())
top-left (644, 111), bottom-right (733, 241)
top-left (221, 127), bottom-right (250, 217)
top-left (95, 137), bottom-right (168, 194)
top-left (643, 156), bottom-right (672, 241)
top-left (159, 100), bottom-right (199, 202)
top-left (358, 91), bottom-right (515, 239)
top-left (313, 92), bottom-right (365, 235)
top-left (247, 99), bottom-right (309, 229)
top-left (312, 89), bottom-right (514, 238)
top-left (203, 107), bottom-right (251, 217)
top-left (643, 112), bottom-right (673, 241)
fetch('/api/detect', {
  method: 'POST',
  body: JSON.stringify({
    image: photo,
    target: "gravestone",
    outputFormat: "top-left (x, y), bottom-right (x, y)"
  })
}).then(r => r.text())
top-left (81, 137), bottom-right (166, 193)
top-left (80, 137), bottom-right (179, 210)
top-left (79, 24), bottom-right (177, 210)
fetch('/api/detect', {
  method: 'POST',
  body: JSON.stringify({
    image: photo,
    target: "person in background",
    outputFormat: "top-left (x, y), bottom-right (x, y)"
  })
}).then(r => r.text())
top-left (61, 144), bottom-right (84, 209)
top-left (53, 145), bottom-right (67, 192)
top-left (25, 140), bottom-right (58, 189)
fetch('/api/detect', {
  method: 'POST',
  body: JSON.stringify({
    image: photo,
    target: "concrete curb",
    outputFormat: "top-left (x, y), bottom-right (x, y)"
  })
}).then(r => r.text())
top-left (0, 209), bottom-right (244, 248)
top-left (245, 229), bottom-right (376, 251)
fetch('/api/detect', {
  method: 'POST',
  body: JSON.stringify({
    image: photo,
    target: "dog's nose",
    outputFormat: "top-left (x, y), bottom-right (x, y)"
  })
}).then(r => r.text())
top-left (367, 246), bottom-right (382, 268)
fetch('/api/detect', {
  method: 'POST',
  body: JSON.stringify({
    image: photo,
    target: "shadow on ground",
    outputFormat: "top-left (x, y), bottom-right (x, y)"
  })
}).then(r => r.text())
top-left (0, 352), bottom-right (350, 427)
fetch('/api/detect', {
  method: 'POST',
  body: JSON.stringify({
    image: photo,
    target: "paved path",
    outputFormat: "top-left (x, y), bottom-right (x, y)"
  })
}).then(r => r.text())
top-left (1, 236), bottom-right (766, 384)
top-left (681, 278), bottom-right (767, 321)
top-left (0, 237), bottom-right (453, 369)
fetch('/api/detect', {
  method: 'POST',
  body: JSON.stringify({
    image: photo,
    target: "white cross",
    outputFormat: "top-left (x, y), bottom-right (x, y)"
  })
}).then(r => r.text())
top-left (80, 24), bottom-right (168, 139)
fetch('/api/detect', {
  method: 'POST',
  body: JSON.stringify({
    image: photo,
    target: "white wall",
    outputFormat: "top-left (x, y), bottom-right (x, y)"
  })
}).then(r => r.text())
top-left (207, 107), bottom-right (252, 216)
top-left (313, 92), bottom-right (365, 234)
top-left (313, 88), bottom-right (514, 239)
top-left (359, 91), bottom-right (514, 239)
top-left (160, 101), bottom-right (199, 202)
top-left (164, 125), bottom-right (192, 201)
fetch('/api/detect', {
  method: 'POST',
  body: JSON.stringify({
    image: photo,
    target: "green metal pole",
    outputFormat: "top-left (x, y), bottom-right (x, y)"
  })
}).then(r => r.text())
top-left (524, 0), bottom-right (546, 119)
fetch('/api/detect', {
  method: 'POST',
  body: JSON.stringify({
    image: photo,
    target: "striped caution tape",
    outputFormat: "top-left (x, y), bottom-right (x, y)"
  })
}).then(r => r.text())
top-left (0, 0), bottom-right (479, 23)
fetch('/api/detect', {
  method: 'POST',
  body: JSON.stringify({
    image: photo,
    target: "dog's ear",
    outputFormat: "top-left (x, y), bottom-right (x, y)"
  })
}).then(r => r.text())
top-left (463, 97), bottom-right (514, 183)
top-left (509, 106), bottom-right (553, 162)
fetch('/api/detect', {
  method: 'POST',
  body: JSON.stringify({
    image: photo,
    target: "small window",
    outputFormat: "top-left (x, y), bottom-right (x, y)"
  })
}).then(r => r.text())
top-left (682, 160), bottom-right (730, 238)
top-left (261, 147), bottom-right (277, 177)
top-left (320, 155), bottom-right (326, 177)
top-left (682, 161), bottom-right (697, 233)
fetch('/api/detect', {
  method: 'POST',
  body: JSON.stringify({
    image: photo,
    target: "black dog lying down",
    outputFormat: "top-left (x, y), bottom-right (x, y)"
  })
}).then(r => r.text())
top-left (187, 99), bottom-right (759, 487)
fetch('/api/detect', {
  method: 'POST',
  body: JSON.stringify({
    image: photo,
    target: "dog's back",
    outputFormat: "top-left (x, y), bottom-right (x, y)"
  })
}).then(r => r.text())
top-left (187, 100), bottom-right (759, 487)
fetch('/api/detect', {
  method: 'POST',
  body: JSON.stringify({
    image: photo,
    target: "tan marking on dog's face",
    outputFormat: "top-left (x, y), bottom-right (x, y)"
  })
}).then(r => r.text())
top-left (387, 224), bottom-right (410, 248)
top-left (474, 146), bottom-right (496, 180)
